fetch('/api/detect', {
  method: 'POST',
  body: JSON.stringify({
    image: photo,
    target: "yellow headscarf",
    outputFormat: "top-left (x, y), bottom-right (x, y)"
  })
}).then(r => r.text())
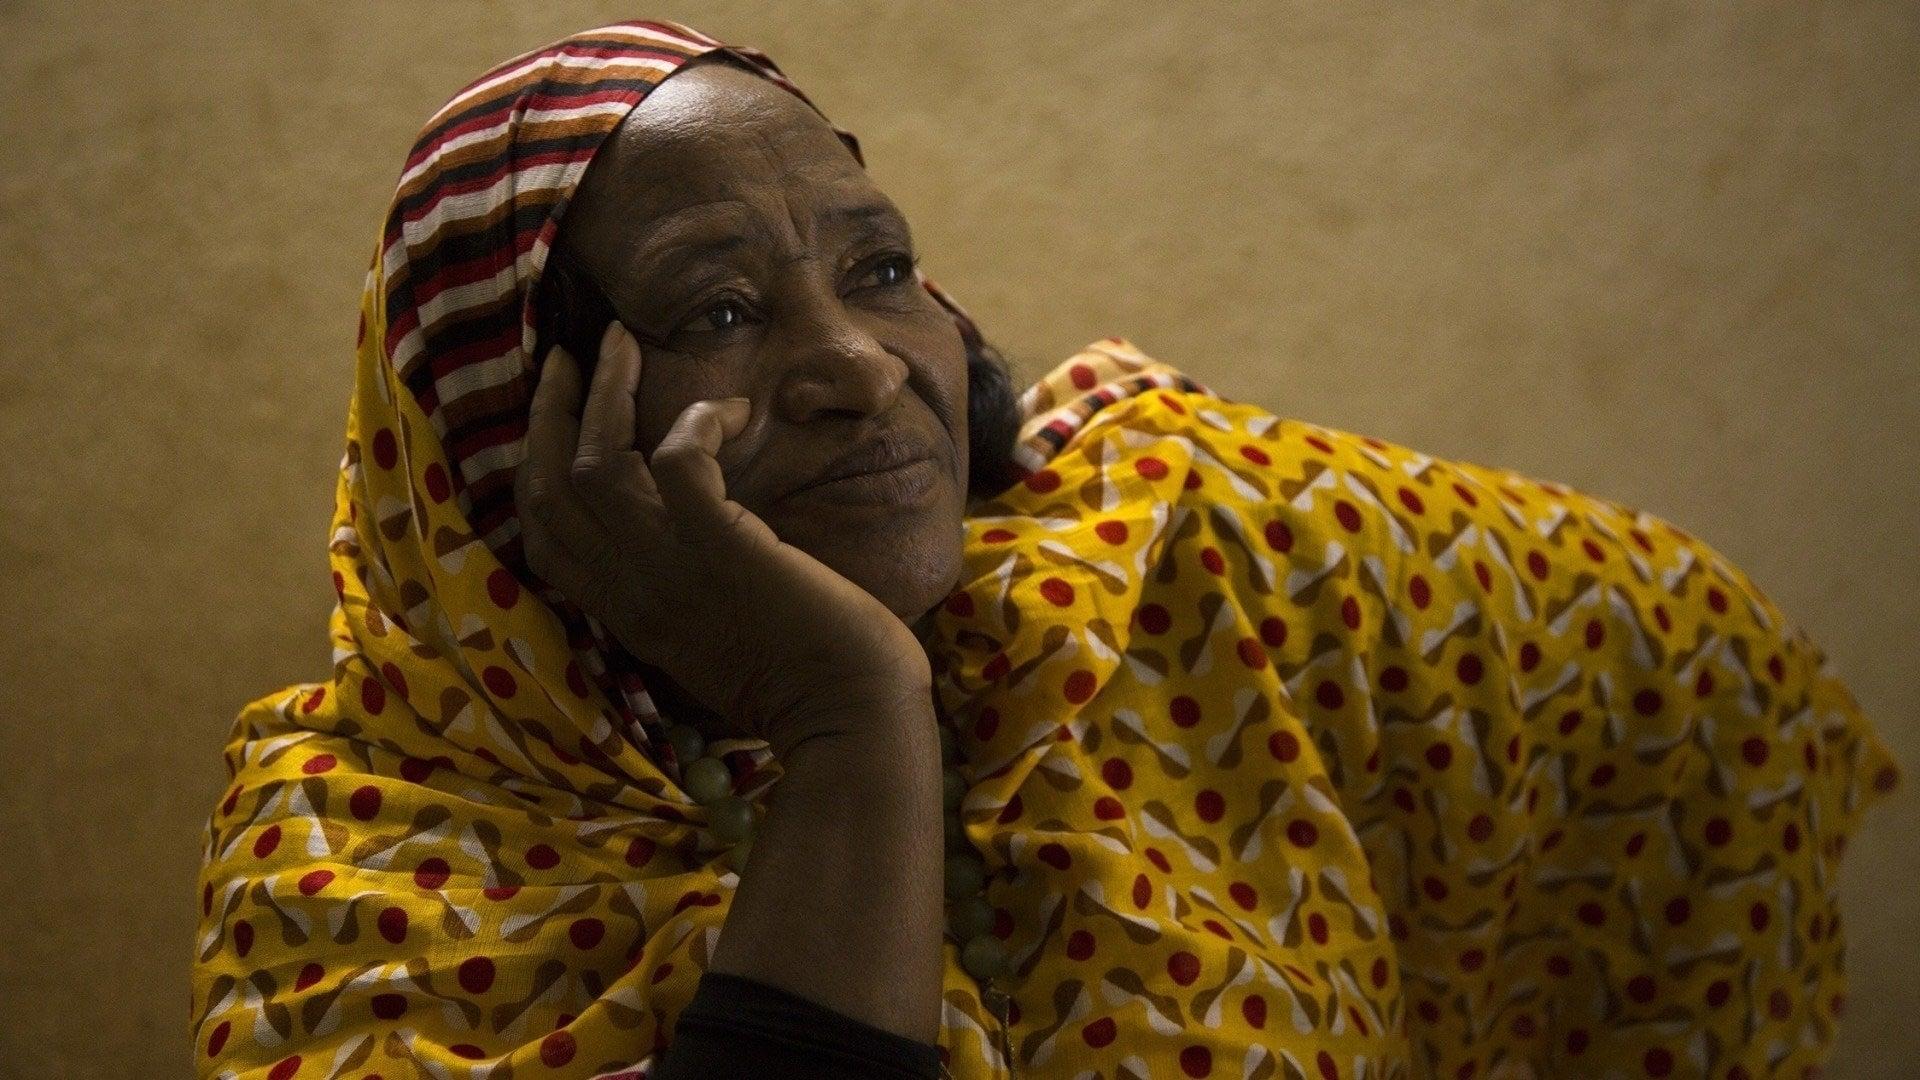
top-left (192, 19), bottom-right (1900, 1080)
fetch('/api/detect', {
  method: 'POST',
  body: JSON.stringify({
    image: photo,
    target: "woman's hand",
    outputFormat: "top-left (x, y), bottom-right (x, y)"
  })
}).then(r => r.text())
top-left (512, 322), bottom-right (933, 756)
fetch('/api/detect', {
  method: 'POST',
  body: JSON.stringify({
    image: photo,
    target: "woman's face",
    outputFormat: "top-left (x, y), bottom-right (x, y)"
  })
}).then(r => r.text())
top-left (556, 58), bottom-right (971, 629)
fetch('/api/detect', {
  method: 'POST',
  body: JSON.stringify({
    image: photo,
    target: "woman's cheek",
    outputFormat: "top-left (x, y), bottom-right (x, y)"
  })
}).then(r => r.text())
top-left (635, 359), bottom-right (722, 438)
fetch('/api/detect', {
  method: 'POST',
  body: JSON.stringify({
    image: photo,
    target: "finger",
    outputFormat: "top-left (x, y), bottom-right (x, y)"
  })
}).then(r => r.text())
top-left (650, 395), bottom-right (764, 545)
top-left (573, 321), bottom-right (661, 509)
top-left (515, 489), bottom-right (598, 598)
top-left (519, 391), bottom-right (653, 628)
top-left (522, 343), bottom-right (585, 519)
top-left (520, 440), bottom-right (665, 637)
top-left (519, 345), bottom-right (612, 561)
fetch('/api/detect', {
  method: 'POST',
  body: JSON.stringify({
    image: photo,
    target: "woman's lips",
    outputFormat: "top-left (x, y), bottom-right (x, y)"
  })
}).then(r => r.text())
top-left (786, 455), bottom-right (939, 506)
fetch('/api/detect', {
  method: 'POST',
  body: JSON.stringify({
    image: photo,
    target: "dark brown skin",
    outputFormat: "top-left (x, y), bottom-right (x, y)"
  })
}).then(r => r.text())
top-left (560, 55), bottom-right (971, 633)
top-left (511, 56), bottom-right (955, 1044)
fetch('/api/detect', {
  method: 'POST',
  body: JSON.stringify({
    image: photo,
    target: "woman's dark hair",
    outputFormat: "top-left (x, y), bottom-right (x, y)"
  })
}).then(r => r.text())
top-left (531, 245), bottom-right (1025, 501)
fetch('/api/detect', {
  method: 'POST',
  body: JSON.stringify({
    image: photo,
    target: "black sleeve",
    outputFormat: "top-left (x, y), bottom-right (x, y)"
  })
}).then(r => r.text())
top-left (649, 969), bottom-right (944, 1080)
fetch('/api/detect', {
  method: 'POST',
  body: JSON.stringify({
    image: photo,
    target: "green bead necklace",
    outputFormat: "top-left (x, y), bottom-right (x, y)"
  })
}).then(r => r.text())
top-left (938, 720), bottom-right (1018, 1077)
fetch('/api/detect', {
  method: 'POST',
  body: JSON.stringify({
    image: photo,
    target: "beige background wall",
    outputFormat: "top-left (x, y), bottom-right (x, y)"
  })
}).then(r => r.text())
top-left (1, 2), bottom-right (1913, 1076)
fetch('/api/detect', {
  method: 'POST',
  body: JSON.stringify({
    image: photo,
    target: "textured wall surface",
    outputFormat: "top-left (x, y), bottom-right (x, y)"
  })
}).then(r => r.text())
top-left (0, 2), bottom-right (1913, 1076)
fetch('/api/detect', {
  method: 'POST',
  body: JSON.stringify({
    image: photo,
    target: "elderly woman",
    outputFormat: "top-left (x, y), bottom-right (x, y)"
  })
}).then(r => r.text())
top-left (191, 19), bottom-right (1899, 1080)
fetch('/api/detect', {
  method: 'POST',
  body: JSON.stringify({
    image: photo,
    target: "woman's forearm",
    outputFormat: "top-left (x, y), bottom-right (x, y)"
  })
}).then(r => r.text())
top-left (702, 699), bottom-right (947, 1044)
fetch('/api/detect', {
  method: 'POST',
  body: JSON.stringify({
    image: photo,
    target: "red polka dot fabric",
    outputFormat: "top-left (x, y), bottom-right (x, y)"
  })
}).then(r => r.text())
top-left (195, 328), bottom-right (1899, 1080)
top-left (186, 18), bottom-right (1900, 1078)
top-left (920, 339), bottom-right (1901, 1078)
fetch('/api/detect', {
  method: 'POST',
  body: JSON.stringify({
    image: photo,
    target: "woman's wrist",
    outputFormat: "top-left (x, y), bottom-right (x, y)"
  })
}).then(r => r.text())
top-left (706, 695), bottom-right (947, 1042)
top-left (763, 673), bottom-right (937, 761)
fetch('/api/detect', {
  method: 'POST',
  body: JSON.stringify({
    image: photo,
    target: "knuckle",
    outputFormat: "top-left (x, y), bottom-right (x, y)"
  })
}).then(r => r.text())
top-left (662, 405), bottom-right (707, 437)
top-left (570, 454), bottom-right (608, 488)
top-left (717, 500), bottom-right (751, 533)
top-left (520, 483), bottom-right (554, 522)
top-left (647, 443), bottom-right (688, 475)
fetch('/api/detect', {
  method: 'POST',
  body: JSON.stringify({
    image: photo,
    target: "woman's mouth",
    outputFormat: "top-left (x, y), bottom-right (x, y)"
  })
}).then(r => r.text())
top-left (786, 456), bottom-right (940, 506)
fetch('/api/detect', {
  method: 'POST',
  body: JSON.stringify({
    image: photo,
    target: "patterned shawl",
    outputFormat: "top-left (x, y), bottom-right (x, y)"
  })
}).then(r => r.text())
top-left (192, 18), bottom-right (1900, 1080)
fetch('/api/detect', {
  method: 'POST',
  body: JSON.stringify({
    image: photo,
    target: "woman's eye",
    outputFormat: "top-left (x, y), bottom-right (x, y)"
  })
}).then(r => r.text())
top-left (688, 299), bottom-right (749, 334)
top-left (860, 254), bottom-right (916, 290)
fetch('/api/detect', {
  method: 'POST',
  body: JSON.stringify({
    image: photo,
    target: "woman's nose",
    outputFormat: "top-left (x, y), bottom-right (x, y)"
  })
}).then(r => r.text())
top-left (768, 296), bottom-right (909, 422)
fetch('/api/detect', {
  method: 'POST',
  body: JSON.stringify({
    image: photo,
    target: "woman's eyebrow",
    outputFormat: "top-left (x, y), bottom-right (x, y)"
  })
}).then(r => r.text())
top-left (633, 200), bottom-right (910, 283)
top-left (824, 201), bottom-right (906, 232)
top-left (826, 201), bottom-right (914, 250)
top-left (632, 211), bottom-right (756, 284)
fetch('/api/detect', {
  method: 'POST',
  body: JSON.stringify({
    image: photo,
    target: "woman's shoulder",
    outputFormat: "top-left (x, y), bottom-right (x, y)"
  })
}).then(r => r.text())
top-left (954, 340), bottom-right (1899, 824)
top-left (996, 338), bottom-right (1794, 635)
top-left (1007, 337), bottom-right (1566, 505)
top-left (1003, 338), bottom-right (1217, 477)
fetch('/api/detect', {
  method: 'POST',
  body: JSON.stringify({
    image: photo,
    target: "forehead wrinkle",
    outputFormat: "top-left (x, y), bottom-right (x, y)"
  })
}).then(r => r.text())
top-left (623, 187), bottom-right (909, 285)
top-left (594, 76), bottom-right (889, 272)
top-left (739, 119), bottom-right (818, 253)
top-left (626, 199), bottom-right (758, 280)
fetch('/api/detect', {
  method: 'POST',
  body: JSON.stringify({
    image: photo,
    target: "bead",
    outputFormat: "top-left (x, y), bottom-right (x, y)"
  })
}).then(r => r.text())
top-left (941, 768), bottom-right (967, 811)
top-left (944, 851), bottom-right (987, 901)
top-left (726, 837), bottom-right (753, 874)
top-left (938, 724), bottom-right (959, 764)
top-left (947, 894), bottom-right (994, 942)
top-left (944, 812), bottom-right (968, 851)
top-left (683, 756), bottom-right (733, 805)
top-left (664, 723), bottom-right (705, 764)
top-left (960, 934), bottom-right (1010, 981)
top-left (708, 795), bottom-right (755, 844)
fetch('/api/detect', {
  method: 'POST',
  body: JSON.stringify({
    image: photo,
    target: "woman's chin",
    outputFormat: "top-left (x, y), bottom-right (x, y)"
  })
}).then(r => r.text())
top-left (773, 511), bottom-right (964, 626)
top-left (856, 545), bottom-right (964, 626)
top-left (756, 476), bottom-right (966, 615)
